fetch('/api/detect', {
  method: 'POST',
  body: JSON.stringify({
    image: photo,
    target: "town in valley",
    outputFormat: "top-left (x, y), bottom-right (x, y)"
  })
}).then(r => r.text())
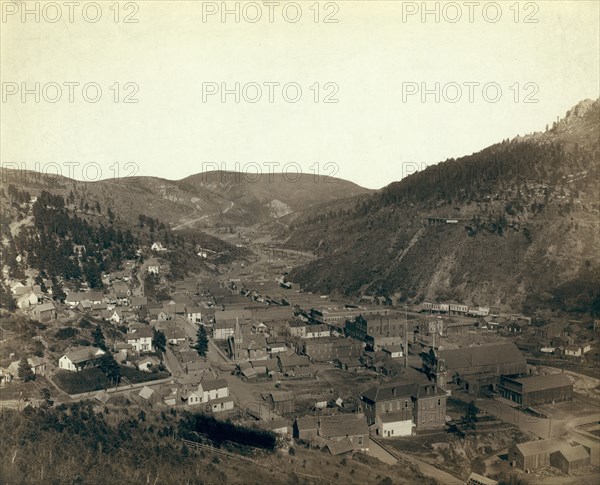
top-left (2, 2), bottom-right (599, 483)
top-left (1, 100), bottom-right (599, 485)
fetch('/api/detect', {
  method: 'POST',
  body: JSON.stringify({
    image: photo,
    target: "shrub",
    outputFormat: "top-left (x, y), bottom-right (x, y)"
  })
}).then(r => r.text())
top-left (55, 327), bottom-right (79, 340)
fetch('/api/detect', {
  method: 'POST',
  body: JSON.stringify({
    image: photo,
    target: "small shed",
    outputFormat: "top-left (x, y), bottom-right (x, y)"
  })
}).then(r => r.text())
top-left (267, 391), bottom-right (295, 415)
top-left (293, 416), bottom-right (318, 442)
top-left (550, 445), bottom-right (591, 474)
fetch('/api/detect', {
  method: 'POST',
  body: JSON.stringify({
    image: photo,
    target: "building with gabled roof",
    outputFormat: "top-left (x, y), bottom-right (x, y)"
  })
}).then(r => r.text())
top-left (422, 342), bottom-right (527, 393)
top-left (509, 439), bottom-right (566, 470)
top-left (151, 242), bottom-right (167, 252)
top-left (277, 353), bottom-right (311, 374)
top-left (293, 416), bottom-right (319, 441)
top-left (139, 386), bottom-right (160, 404)
top-left (163, 327), bottom-right (187, 345)
top-left (59, 346), bottom-right (106, 372)
top-left (508, 439), bottom-right (590, 473)
top-left (551, 444), bottom-right (591, 474)
top-left (318, 414), bottom-right (369, 452)
top-left (266, 391), bottom-right (295, 415)
top-left (32, 302), bottom-right (57, 321)
top-left (27, 356), bottom-right (48, 376)
top-left (127, 326), bottom-right (154, 353)
top-left (180, 378), bottom-right (233, 412)
top-left (228, 320), bottom-right (268, 361)
top-left (17, 290), bottom-right (42, 309)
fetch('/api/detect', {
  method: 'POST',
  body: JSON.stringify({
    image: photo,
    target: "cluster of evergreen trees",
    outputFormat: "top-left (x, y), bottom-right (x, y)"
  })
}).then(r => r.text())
top-left (298, 138), bottom-right (598, 229)
top-left (5, 185), bottom-right (31, 205)
top-left (8, 191), bottom-right (137, 290)
top-left (0, 403), bottom-right (278, 484)
top-left (178, 412), bottom-right (276, 450)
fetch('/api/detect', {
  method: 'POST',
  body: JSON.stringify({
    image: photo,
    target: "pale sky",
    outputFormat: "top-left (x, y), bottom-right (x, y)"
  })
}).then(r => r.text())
top-left (1, 1), bottom-right (599, 189)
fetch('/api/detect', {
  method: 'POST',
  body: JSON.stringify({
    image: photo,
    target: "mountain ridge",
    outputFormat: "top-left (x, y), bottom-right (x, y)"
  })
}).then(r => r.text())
top-left (285, 98), bottom-right (600, 316)
top-left (0, 169), bottom-right (373, 230)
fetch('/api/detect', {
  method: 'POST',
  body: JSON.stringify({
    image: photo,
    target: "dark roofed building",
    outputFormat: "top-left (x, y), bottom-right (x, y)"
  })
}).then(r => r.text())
top-left (33, 302), bottom-right (57, 321)
top-left (499, 374), bottom-right (573, 406)
top-left (422, 342), bottom-right (527, 394)
top-left (199, 378), bottom-right (228, 392)
top-left (509, 439), bottom-right (565, 471)
top-left (550, 444), bottom-right (591, 474)
top-left (293, 416), bottom-right (318, 442)
top-left (266, 391), bottom-right (295, 415)
top-left (509, 439), bottom-right (591, 474)
top-left (318, 414), bottom-right (369, 452)
top-left (301, 336), bottom-right (362, 362)
top-left (277, 353), bottom-right (311, 374)
top-left (58, 346), bottom-right (106, 372)
top-left (361, 381), bottom-right (446, 432)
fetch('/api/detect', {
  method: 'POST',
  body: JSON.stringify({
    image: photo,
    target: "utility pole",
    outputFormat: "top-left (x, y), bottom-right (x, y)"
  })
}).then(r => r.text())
top-left (404, 304), bottom-right (408, 369)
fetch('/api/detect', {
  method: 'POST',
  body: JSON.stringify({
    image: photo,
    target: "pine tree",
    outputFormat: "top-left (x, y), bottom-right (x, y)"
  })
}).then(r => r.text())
top-left (99, 353), bottom-right (120, 385)
top-left (194, 325), bottom-right (209, 357)
top-left (51, 278), bottom-right (66, 303)
top-left (463, 400), bottom-right (478, 429)
top-left (92, 325), bottom-right (107, 351)
top-left (18, 357), bottom-right (35, 382)
top-left (152, 329), bottom-right (166, 355)
top-left (0, 282), bottom-right (17, 311)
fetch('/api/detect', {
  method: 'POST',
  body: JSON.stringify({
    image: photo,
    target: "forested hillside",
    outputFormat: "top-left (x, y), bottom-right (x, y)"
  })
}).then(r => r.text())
top-left (287, 99), bottom-right (600, 315)
top-left (0, 186), bottom-right (238, 301)
top-left (0, 402), bottom-right (431, 485)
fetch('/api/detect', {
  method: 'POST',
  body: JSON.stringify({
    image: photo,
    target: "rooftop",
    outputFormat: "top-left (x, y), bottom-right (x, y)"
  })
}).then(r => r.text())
top-left (63, 346), bottom-right (105, 364)
top-left (139, 386), bottom-right (155, 400)
top-left (319, 414), bottom-right (369, 439)
top-left (295, 416), bottom-right (318, 431)
top-left (127, 327), bottom-right (154, 339)
top-left (514, 439), bottom-right (568, 457)
top-left (438, 342), bottom-right (526, 369)
top-left (362, 381), bottom-right (444, 403)
top-left (199, 378), bottom-right (228, 392)
top-left (326, 438), bottom-right (355, 456)
top-left (556, 444), bottom-right (590, 462)
top-left (512, 373), bottom-right (572, 393)
top-left (269, 391), bottom-right (294, 403)
top-left (278, 353), bottom-right (310, 368)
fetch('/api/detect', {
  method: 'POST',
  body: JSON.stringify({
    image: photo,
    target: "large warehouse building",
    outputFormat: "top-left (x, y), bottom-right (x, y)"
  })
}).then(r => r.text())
top-left (421, 342), bottom-right (527, 393)
top-left (499, 373), bottom-right (573, 406)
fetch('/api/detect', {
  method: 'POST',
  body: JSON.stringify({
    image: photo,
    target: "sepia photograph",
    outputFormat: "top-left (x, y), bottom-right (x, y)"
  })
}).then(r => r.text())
top-left (0, 1), bottom-right (599, 484)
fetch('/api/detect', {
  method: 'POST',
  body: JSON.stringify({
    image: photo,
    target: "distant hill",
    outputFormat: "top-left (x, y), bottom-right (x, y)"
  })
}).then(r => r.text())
top-left (287, 99), bottom-right (600, 316)
top-left (176, 171), bottom-right (373, 228)
top-left (0, 170), bottom-right (372, 231)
